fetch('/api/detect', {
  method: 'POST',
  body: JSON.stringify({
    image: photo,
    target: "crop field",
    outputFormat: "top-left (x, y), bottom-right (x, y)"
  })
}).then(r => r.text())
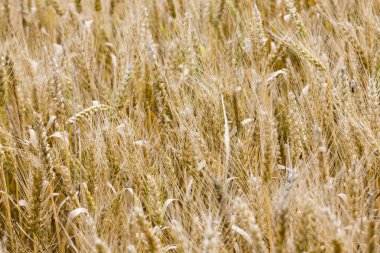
top-left (0, 0), bottom-right (379, 252)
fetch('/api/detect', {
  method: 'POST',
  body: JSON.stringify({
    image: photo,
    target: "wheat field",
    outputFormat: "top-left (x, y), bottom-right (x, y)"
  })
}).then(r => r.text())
top-left (0, 0), bottom-right (379, 252)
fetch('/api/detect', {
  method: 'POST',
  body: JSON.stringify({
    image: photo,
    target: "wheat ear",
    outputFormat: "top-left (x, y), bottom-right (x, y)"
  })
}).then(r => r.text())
top-left (285, 0), bottom-right (307, 38)
top-left (65, 104), bottom-right (112, 125)
top-left (33, 112), bottom-right (56, 181)
top-left (95, 0), bottom-right (102, 12)
top-left (75, 0), bottom-right (82, 13)
top-left (0, 145), bottom-right (15, 252)
top-left (134, 207), bottom-right (162, 253)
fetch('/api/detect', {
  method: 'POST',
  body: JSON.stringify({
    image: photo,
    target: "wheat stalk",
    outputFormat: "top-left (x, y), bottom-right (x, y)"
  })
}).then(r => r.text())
top-left (0, 145), bottom-right (15, 252)
top-left (33, 112), bottom-right (56, 181)
top-left (75, 0), bottom-right (82, 13)
top-left (134, 207), bottom-right (162, 253)
top-left (285, 0), bottom-right (307, 38)
top-left (0, 1), bottom-right (378, 252)
top-left (65, 104), bottom-right (112, 125)
top-left (47, 0), bottom-right (63, 16)
top-left (95, 0), bottom-right (102, 12)
top-left (283, 38), bottom-right (327, 73)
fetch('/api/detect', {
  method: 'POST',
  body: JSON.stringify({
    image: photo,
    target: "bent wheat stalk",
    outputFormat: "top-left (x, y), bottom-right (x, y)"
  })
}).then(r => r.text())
top-left (65, 104), bottom-right (113, 125)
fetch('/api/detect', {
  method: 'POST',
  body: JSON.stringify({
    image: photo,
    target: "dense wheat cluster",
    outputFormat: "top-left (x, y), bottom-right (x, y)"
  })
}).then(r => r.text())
top-left (0, 0), bottom-right (379, 252)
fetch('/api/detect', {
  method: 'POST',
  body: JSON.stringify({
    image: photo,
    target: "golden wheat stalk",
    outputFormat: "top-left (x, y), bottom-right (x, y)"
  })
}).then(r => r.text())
top-left (252, 5), bottom-right (268, 55)
top-left (95, 0), bottom-right (102, 12)
top-left (283, 38), bottom-right (327, 73)
top-left (65, 104), bottom-right (113, 125)
top-left (95, 238), bottom-right (111, 253)
top-left (75, 0), bottom-right (82, 13)
top-left (47, 0), bottom-right (64, 16)
top-left (134, 207), bottom-right (162, 253)
top-left (116, 65), bottom-right (133, 110)
top-left (0, 56), bottom-right (8, 107)
top-left (0, 145), bottom-right (15, 252)
top-left (33, 112), bottom-right (56, 181)
top-left (285, 0), bottom-right (307, 38)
